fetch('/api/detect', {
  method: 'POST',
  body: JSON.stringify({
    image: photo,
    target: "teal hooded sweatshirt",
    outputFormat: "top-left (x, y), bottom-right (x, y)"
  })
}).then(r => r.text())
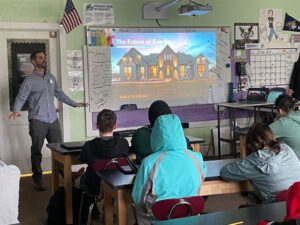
top-left (132, 114), bottom-right (206, 225)
top-left (269, 110), bottom-right (300, 160)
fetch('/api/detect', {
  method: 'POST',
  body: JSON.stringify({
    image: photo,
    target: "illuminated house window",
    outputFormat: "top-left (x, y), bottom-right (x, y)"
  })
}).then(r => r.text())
top-left (197, 64), bottom-right (205, 76)
top-left (153, 67), bottom-right (157, 77)
top-left (166, 65), bottom-right (170, 76)
top-left (180, 65), bottom-right (185, 77)
top-left (124, 66), bottom-right (132, 79)
top-left (140, 67), bottom-right (145, 79)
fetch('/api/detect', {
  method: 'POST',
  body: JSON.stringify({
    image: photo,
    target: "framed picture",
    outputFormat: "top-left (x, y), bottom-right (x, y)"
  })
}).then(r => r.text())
top-left (234, 23), bottom-right (259, 48)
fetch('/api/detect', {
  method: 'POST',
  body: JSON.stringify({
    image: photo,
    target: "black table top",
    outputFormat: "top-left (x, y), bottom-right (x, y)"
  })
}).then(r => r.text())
top-left (97, 158), bottom-right (240, 190)
top-left (235, 127), bottom-right (249, 136)
top-left (153, 201), bottom-right (285, 225)
top-left (47, 136), bottom-right (205, 156)
top-left (46, 143), bottom-right (82, 155)
top-left (96, 166), bottom-right (136, 190)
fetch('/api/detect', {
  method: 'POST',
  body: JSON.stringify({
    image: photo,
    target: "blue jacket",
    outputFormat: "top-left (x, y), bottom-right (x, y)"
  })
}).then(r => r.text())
top-left (132, 114), bottom-right (206, 225)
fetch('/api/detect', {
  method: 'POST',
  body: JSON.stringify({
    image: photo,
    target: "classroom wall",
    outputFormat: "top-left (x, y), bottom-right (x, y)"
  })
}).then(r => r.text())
top-left (1, 0), bottom-right (299, 142)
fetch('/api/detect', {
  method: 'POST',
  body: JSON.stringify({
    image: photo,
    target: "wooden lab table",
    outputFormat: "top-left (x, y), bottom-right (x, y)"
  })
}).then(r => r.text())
top-left (97, 158), bottom-right (252, 225)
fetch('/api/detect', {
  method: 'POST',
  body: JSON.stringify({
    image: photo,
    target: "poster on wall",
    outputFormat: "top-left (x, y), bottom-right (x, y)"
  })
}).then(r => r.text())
top-left (67, 50), bottom-right (84, 91)
top-left (17, 54), bottom-right (34, 78)
top-left (83, 3), bottom-right (114, 26)
top-left (259, 8), bottom-right (288, 44)
top-left (234, 23), bottom-right (259, 49)
top-left (249, 48), bottom-right (296, 87)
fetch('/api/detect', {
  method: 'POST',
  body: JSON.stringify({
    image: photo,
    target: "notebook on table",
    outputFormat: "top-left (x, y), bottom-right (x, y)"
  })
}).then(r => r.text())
top-left (61, 141), bottom-right (86, 150)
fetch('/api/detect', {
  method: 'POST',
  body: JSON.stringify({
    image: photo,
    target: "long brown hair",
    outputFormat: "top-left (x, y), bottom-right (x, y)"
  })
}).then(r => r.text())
top-left (246, 123), bottom-right (280, 155)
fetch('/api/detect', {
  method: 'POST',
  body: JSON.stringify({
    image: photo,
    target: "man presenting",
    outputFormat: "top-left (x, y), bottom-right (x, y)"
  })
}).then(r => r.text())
top-left (8, 51), bottom-right (88, 191)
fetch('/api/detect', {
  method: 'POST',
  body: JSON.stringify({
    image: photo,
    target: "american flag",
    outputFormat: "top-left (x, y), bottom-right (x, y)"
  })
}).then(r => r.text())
top-left (61, 0), bottom-right (82, 34)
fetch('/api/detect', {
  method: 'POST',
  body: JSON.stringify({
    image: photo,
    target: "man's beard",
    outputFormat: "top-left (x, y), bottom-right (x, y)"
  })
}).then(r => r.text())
top-left (36, 62), bottom-right (47, 70)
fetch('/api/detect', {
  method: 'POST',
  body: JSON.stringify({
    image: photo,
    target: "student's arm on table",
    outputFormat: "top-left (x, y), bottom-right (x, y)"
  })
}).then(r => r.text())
top-left (220, 158), bottom-right (259, 181)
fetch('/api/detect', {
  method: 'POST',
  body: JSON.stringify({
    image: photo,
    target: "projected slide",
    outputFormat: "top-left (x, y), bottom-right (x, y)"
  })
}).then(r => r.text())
top-left (108, 32), bottom-right (217, 109)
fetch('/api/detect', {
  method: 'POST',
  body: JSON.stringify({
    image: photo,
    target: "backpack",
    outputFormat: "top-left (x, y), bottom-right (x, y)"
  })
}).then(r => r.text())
top-left (46, 186), bottom-right (82, 225)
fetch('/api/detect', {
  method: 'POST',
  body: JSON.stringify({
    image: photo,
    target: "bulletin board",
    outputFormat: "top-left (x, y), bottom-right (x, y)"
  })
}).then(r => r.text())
top-left (83, 27), bottom-right (231, 137)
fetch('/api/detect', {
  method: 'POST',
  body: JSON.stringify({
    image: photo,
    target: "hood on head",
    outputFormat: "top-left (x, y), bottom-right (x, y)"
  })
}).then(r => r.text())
top-left (284, 181), bottom-right (300, 221)
top-left (150, 114), bottom-right (187, 153)
top-left (148, 100), bottom-right (172, 127)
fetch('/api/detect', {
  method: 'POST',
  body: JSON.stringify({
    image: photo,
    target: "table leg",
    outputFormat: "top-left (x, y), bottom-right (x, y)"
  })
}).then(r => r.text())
top-left (117, 190), bottom-right (129, 225)
top-left (64, 155), bottom-right (73, 224)
top-left (104, 182), bottom-right (114, 225)
top-left (217, 105), bottom-right (221, 159)
top-left (51, 151), bottom-right (59, 194)
top-left (191, 144), bottom-right (200, 152)
top-left (233, 108), bottom-right (237, 158)
top-left (240, 135), bottom-right (247, 158)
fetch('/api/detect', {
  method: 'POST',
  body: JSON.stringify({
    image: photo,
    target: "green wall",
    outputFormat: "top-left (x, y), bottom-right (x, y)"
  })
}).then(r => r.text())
top-left (1, 0), bottom-right (299, 141)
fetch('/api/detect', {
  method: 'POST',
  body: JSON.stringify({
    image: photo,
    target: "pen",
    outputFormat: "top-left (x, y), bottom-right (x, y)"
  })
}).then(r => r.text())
top-left (228, 222), bottom-right (243, 225)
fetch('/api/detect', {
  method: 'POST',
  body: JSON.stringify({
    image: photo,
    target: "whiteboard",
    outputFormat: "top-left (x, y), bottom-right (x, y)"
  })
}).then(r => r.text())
top-left (84, 27), bottom-right (231, 136)
top-left (87, 46), bottom-right (111, 112)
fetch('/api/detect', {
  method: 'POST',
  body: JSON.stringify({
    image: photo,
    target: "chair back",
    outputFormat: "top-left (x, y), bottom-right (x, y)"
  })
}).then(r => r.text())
top-left (152, 196), bottom-right (205, 220)
top-left (92, 158), bottom-right (128, 171)
top-left (276, 189), bottom-right (288, 202)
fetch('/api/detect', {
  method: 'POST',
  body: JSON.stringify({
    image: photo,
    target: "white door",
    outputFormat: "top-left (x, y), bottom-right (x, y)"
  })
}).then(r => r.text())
top-left (0, 25), bottom-right (63, 173)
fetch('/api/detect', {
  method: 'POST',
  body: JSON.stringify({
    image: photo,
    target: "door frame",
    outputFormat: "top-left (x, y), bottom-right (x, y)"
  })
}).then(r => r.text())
top-left (0, 22), bottom-right (71, 142)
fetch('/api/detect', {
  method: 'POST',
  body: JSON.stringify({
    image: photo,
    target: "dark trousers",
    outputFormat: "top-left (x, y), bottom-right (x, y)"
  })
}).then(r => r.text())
top-left (29, 119), bottom-right (62, 183)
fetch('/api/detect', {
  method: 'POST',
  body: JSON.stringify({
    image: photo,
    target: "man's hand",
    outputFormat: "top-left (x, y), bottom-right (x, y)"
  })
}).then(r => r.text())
top-left (287, 89), bottom-right (294, 95)
top-left (8, 112), bottom-right (21, 119)
top-left (76, 103), bottom-right (89, 107)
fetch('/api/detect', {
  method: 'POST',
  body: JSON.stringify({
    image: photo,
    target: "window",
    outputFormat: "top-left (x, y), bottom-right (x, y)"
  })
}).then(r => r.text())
top-left (166, 65), bottom-right (170, 76)
top-left (197, 64), bottom-right (205, 76)
top-left (124, 66), bottom-right (132, 79)
top-left (153, 67), bottom-right (157, 77)
top-left (164, 54), bottom-right (171, 61)
top-left (180, 65), bottom-right (185, 77)
top-left (140, 67), bottom-right (145, 79)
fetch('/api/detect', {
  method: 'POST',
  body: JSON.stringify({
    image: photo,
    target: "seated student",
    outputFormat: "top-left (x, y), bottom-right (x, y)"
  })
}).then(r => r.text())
top-left (131, 100), bottom-right (192, 164)
top-left (132, 114), bottom-right (206, 225)
top-left (221, 122), bottom-right (300, 203)
top-left (257, 182), bottom-right (300, 225)
top-left (131, 100), bottom-right (171, 164)
top-left (269, 94), bottom-right (300, 160)
top-left (80, 109), bottom-right (129, 195)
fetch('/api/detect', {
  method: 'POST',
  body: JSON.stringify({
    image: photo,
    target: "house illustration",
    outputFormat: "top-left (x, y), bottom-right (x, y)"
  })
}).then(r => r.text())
top-left (117, 45), bottom-right (210, 81)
